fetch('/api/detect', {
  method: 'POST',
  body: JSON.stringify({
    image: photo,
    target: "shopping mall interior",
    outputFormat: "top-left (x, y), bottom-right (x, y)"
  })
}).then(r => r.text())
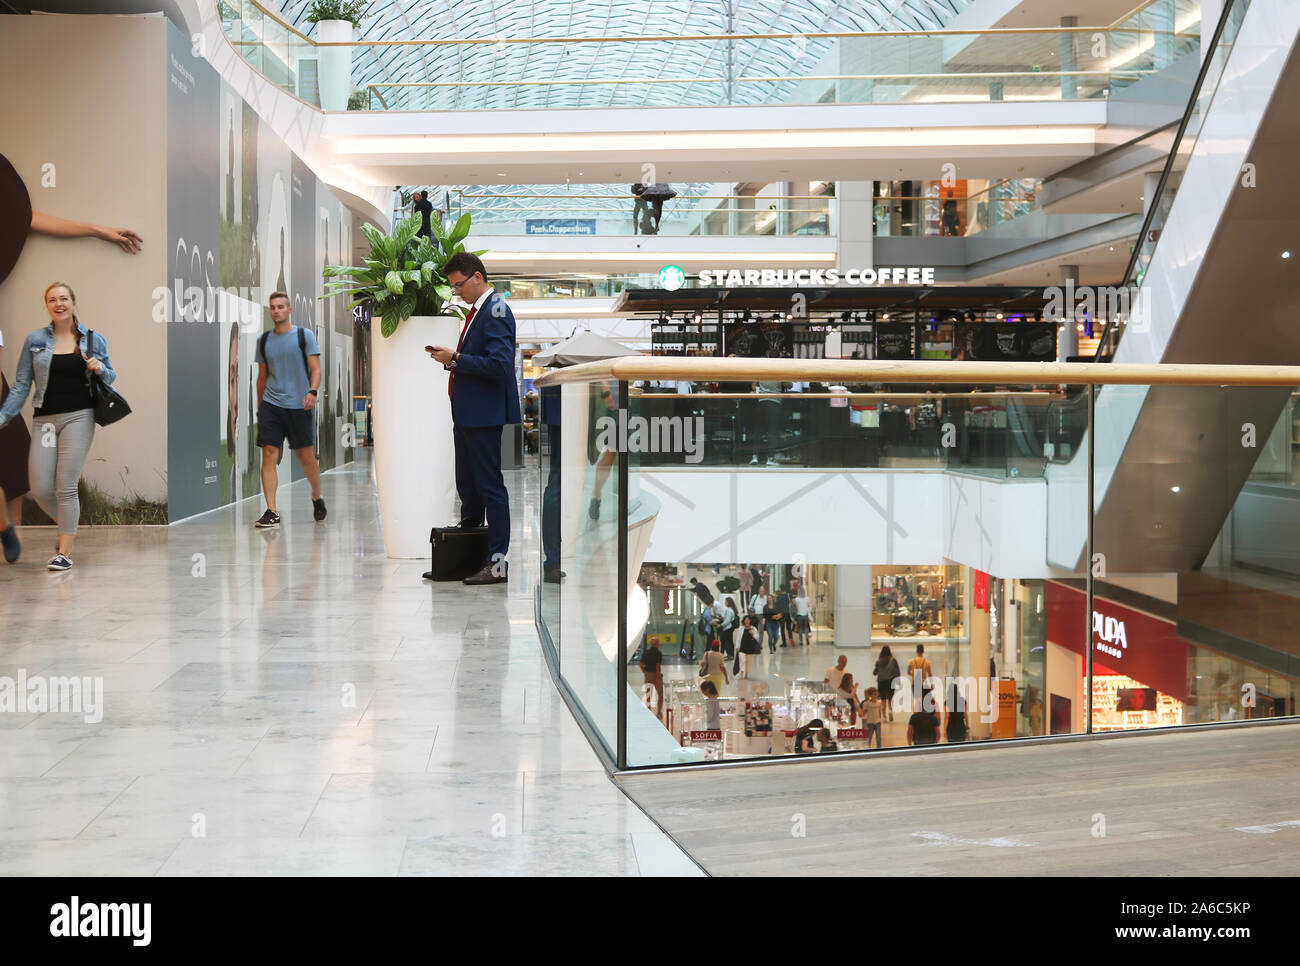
top-left (0, 0), bottom-right (1298, 883)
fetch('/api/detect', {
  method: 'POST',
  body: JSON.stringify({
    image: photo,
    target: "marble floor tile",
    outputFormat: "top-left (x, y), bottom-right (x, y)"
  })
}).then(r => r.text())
top-left (0, 454), bottom-right (693, 875)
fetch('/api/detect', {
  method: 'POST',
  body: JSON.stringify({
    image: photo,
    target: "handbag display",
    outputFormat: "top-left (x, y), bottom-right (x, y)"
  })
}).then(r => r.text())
top-left (83, 329), bottom-right (131, 426)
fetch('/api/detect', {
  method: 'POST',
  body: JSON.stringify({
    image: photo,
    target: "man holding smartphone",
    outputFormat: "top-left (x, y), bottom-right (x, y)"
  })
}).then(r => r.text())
top-left (426, 253), bottom-right (520, 585)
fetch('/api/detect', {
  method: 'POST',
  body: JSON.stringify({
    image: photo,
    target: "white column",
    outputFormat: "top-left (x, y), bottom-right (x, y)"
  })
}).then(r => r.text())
top-left (1057, 264), bottom-right (1079, 360)
top-left (835, 181), bottom-right (874, 273)
top-left (317, 19), bottom-right (353, 111)
top-left (833, 565), bottom-right (872, 649)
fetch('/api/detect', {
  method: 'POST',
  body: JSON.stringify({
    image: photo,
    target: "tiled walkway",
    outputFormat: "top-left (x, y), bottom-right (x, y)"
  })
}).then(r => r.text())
top-left (0, 454), bottom-right (700, 876)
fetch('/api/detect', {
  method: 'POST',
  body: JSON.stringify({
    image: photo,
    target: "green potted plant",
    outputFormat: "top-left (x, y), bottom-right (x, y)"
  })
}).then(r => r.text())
top-left (305, 1), bottom-right (369, 28)
top-left (323, 211), bottom-right (486, 557)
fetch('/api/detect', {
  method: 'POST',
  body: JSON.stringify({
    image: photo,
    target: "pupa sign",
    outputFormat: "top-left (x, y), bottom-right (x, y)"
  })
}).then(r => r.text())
top-left (1093, 610), bottom-right (1128, 660)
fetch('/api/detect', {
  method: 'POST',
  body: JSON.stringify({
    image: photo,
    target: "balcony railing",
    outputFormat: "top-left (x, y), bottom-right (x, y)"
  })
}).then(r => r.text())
top-left (534, 358), bottom-right (1300, 769)
top-left (219, 0), bottom-right (1200, 111)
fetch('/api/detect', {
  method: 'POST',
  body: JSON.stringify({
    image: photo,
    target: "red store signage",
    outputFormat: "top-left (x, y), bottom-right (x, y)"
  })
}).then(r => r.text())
top-left (837, 728), bottom-right (866, 739)
top-left (689, 730), bottom-right (722, 741)
top-left (1045, 581), bottom-right (1192, 702)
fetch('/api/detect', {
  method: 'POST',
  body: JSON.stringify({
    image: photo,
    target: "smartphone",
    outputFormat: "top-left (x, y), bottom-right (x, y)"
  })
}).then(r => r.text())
top-left (425, 345), bottom-right (437, 353)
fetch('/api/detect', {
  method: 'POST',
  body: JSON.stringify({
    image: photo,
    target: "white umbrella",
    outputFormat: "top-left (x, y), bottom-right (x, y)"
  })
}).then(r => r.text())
top-left (533, 329), bottom-right (642, 367)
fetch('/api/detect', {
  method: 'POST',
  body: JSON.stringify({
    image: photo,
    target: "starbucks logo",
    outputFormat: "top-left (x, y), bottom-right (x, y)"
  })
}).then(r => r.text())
top-left (658, 264), bottom-right (685, 291)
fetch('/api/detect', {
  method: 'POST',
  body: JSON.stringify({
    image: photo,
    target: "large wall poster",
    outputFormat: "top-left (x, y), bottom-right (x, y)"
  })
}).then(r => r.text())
top-left (167, 22), bottom-right (355, 521)
top-left (0, 15), bottom-right (170, 520)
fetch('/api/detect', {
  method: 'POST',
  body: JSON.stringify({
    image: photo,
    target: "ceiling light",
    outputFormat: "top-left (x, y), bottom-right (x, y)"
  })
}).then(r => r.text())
top-left (1170, 485), bottom-right (1181, 493)
top-left (1284, 250), bottom-right (1293, 259)
top-left (995, 313), bottom-right (1003, 319)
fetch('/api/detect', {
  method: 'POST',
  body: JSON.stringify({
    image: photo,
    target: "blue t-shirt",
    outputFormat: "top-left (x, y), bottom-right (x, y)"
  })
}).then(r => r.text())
top-left (257, 326), bottom-right (320, 410)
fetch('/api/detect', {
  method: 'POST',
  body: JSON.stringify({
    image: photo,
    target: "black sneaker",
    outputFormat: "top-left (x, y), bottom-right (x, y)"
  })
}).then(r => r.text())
top-left (1, 524), bottom-right (19, 564)
top-left (313, 498), bottom-right (327, 522)
top-left (47, 552), bottom-right (72, 572)
top-left (255, 509), bottom-right (281, 529)
top-left (588, 497), bottom-right (601, 520)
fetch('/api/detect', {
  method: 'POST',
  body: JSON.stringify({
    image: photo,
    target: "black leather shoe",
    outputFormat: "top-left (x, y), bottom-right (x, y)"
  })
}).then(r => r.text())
top-left (544, 566), bottom-right (565, 583)
top-left (422, 571), bottom-right (435, 580)
top-left (463, 564), bottom-right (508, 585)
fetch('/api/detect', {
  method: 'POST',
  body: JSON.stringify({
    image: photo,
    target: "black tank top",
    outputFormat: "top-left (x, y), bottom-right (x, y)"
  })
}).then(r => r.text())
top-left (34, 351), bottom-right (93, 416)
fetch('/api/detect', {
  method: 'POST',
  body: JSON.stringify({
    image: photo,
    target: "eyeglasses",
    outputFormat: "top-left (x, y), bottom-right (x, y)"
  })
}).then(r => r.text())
top-left (450, 275), bottom-right (479, 290)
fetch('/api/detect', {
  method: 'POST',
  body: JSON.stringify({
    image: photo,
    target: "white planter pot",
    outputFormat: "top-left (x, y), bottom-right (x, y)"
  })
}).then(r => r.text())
top-left (371, 315), bottom-right (459, 558)
top-left (317, 19), bottom-right (353, 111)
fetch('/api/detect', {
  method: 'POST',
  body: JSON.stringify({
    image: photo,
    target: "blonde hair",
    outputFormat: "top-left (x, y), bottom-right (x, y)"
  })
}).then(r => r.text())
top-left (44, 281), bottom-right (79, 326)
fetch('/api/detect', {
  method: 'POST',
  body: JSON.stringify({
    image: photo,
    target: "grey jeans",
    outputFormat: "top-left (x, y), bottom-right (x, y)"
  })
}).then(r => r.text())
top-left (28, 408), bottom-right (94, 536)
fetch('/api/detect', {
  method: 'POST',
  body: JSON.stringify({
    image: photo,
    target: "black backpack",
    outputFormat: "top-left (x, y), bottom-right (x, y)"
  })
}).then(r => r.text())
top-left (258, 326), bottom-right (310, 385)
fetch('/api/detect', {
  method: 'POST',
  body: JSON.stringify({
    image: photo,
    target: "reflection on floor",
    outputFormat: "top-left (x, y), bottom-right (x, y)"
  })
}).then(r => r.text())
top-left (0, 452), bottom-right (699, 876)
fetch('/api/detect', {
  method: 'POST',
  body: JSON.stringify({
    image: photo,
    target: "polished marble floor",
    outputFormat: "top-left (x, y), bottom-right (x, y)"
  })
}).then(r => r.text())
top-left (0, 453), bottom-right (700, 876)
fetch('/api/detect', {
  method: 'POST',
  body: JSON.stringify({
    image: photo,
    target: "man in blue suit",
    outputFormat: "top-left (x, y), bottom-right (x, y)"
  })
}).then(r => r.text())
top-left (427, 253), bottom-right (521, 585)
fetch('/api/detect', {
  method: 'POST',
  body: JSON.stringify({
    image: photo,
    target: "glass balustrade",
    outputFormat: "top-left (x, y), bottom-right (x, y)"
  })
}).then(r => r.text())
top-left (222, 0), bottom-right (1200, 111)
top-left (535, 362), bottom-right (1300, 769)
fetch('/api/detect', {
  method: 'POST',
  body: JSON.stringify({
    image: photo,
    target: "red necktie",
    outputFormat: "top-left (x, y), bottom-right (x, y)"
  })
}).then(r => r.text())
top-left (447, 305), bottom-right (477, 399)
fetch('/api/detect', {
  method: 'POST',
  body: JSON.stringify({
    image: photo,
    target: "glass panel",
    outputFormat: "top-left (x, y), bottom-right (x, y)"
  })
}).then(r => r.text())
top-left (538, 383), bottom-right (561, 658)
top-left (624, 382), bottom-right (1088, 765)
top-left (553, 381), bottom-right (622, 757)
top-left (1090, 383), bottom-right (1300, 732)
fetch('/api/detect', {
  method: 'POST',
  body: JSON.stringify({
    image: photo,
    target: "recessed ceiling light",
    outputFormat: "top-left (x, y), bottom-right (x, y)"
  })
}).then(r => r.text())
top-left (1284, 250), bottom-right (1293, 259)
top-left (1170, 485), bottom-right (1181, 493)
top-left (496, 172), bottom-right (507, 176)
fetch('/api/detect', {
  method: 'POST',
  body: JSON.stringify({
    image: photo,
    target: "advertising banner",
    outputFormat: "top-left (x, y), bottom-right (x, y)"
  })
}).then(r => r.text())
top-left (166, 25), bottom-right (222, 520)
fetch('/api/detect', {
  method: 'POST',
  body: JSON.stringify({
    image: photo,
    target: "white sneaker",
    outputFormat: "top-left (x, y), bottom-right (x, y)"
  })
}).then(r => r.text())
top-left (766, 457), bottom-right (779, 466)
top-left (748, 456), bottom-right (759, 465)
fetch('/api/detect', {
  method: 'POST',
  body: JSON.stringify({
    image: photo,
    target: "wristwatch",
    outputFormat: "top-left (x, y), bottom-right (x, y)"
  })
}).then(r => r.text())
top-left (308, 389), bottom-right (318, 397)
top-left (448, 352), bottom-right (458, 369)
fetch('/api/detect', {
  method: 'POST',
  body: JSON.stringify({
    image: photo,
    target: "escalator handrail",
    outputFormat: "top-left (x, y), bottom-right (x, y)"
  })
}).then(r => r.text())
top-left (1097, 0), bottom-right (1247, 356)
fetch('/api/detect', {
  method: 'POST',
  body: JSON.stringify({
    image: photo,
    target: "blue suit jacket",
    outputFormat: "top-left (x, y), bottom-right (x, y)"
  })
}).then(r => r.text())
top-left (452, 291), bottom-right (521, 428)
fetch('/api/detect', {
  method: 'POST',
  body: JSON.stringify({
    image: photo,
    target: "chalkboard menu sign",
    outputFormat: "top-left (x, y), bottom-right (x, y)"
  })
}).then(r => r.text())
top-left (724, 321), bottom-right (792, 358)
top-left (874, 323), bottom-right (915, 360)
top-left (953, 323), bottom-right (1056, 361)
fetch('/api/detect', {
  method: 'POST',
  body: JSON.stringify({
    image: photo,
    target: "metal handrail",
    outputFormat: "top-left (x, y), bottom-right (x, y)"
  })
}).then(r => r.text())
top-left (537, 358), bottom-right (1300, 388)
top-left (1097, 0), bottom-right (1244, 356)
top-left (229, 0), bottom-right (1196, 47)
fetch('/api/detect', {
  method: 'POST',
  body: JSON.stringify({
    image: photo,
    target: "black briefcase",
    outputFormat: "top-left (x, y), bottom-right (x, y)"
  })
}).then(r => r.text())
top-left (426, 526), bottom-right (489, 581)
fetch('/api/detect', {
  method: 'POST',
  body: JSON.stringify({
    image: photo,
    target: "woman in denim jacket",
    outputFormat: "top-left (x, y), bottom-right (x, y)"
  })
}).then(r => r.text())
top-left (0, 281), bottom-right (116, 571)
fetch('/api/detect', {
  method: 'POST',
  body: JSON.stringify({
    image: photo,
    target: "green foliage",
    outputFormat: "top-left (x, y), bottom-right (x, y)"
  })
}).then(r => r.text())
top-left (346, 89), bottom-right (369, 111)
top-left (324, 213), bottom-right (482, 338)
top-left (305, 1), bottom-right (369, 28)
top-left (22, 480), bottom-right (168, 526)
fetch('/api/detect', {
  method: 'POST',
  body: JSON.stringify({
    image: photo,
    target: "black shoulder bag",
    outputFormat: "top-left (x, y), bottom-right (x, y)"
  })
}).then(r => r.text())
top-left (83, 328), bottom-right (131, 426)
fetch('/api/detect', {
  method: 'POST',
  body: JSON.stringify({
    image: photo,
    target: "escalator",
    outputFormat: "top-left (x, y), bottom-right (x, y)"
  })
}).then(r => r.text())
top-left (1045, 0), bottom-right (1300, 573)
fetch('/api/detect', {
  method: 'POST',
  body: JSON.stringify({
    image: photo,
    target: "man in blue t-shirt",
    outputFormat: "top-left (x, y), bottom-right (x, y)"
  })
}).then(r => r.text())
top-left (253, 291), bottom-right (325, 528)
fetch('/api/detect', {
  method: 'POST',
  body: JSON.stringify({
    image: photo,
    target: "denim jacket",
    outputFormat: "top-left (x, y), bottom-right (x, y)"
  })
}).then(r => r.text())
top-left (0, 321), bottom-right (115, 428)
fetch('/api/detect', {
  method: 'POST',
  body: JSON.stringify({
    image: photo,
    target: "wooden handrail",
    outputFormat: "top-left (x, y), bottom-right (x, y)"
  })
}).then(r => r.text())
top-left (535, 358), bottom-right (1300, 388)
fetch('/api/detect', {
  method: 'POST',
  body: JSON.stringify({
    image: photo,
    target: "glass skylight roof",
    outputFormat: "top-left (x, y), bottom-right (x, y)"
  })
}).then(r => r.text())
top-left (272, 0), bottom-right (975, 109)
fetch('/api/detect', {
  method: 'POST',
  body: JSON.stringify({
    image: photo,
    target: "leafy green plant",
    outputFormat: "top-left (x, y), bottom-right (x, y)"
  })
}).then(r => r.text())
top-left (305, 1), bottom-right (369, 28)
top-left (323, 212), bottom-right (484, 337)
top-left (346, 89), bottom-right (369, 111)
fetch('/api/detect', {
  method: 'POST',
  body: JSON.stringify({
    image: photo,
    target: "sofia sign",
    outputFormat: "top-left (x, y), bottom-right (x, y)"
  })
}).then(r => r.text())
top-left (697, 267), bottom-right (936, 287)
